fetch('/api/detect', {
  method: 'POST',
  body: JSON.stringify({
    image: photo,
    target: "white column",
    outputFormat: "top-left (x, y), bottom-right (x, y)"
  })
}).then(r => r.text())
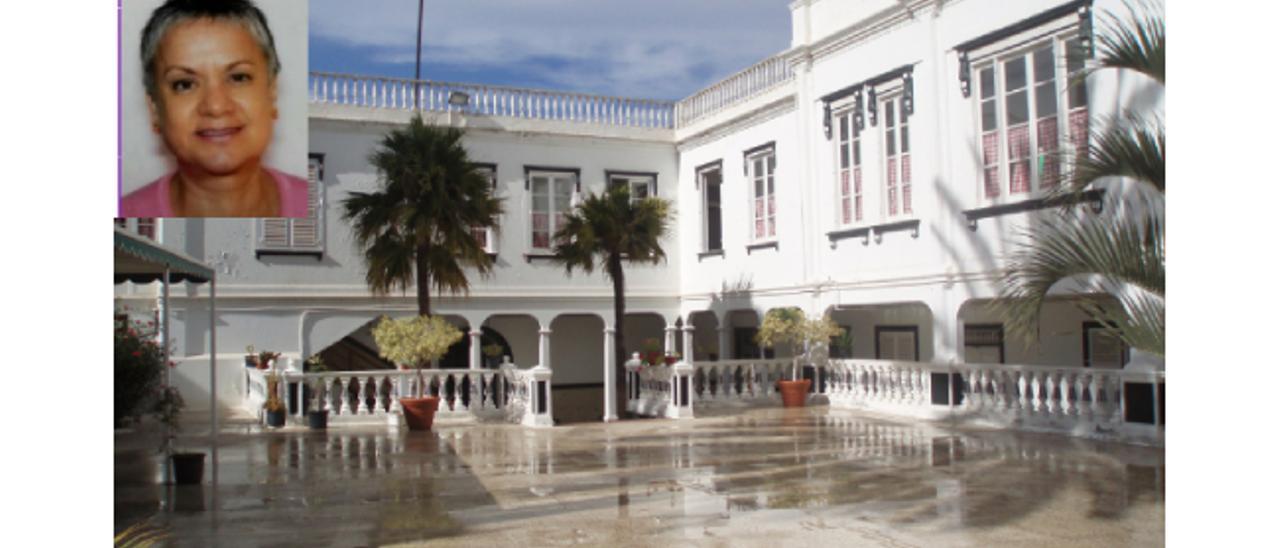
top-left (681, 325), bottom-right (695, 361)
top-left (468, 329), bottom-right (483, 370)
top-left (603, 327), bottom-right (618, 422)
top-left (664, 325), bottom-right (677, 357)
top-left (718, 325), bottom-right (732, 361)
top-left (538, 328), bottom-right (552, 369)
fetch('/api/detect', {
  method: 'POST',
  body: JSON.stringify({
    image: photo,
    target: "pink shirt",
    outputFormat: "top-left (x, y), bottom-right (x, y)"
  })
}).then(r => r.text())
top-left (119, 168), bottom-right (310, 218)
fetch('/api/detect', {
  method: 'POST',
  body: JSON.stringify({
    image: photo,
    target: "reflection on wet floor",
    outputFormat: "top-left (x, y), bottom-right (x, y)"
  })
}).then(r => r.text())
top-left (115, 407), bottom-right (1163, 547)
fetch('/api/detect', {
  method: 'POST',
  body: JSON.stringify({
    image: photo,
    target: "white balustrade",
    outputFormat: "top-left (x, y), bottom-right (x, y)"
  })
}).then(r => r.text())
top-left (309, 72), bottom-right (676, 129)
top-left (255, 364), bottom-right (548, 427)
top-left (820, 359), bottom-right (1164, 442)
top-left (675, 54), bottom-right (793, 127)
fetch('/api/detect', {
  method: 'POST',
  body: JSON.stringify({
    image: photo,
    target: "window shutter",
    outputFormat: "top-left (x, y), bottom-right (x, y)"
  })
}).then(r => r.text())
top-left (261, 218), bottom-right (290, 248)
top-left (290, 160), bottom-right (323, 248)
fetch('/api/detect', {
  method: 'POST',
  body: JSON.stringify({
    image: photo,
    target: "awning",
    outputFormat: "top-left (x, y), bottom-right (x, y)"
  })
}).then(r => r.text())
top-left (114, 228), bottom-right (213, 284)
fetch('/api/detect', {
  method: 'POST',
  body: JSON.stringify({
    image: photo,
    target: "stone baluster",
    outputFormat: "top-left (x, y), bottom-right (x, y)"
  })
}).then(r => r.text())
top-left (1088, 373), bottom-right (1103, 420)
top-left (1044, 371), bottom-right (1061, 416)
top-left (1061, 372), bottom-right (1077, 417)
top-left (336, 376), bottom-right (351, 417)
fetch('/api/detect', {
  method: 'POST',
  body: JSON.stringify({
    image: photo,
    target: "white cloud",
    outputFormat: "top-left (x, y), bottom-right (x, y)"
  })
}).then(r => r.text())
top-left (309, 0), bottom-right (792, 99)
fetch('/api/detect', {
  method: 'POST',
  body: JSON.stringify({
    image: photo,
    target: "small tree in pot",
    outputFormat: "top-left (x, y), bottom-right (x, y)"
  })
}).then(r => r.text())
top-left (305, 355), bottom-right (329, 429)
top-left (756, 308), bottom-right (841, 407)
top-left (373, 315), bottom-right (463, 431)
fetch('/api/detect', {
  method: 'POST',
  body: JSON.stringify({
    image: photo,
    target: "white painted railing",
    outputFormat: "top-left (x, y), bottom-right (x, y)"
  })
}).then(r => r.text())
top-left (674, 53), bottom-right (793, 127)
top-left (245, 362), bottom-right (553, 427)
top-left (310, 72), bottom-right (675, 129)
top-left (828, 359), bottom-right (1163, 442)
top-left (629, 357), bottom-right (1164, 443)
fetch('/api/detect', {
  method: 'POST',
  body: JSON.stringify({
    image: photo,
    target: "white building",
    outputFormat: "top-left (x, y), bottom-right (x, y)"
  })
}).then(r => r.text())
top-left (117, 0), bottom-right (1163, 433)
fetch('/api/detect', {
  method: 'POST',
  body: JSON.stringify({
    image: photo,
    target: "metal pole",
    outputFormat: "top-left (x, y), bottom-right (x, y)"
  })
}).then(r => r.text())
top-left (162, 266), bottom-right (171, 482)
top-left (413, 0), bottom-right (424, 110)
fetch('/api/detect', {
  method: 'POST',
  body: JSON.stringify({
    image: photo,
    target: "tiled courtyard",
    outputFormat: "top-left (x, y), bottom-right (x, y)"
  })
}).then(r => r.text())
top-left (115, 408), bottom-right (1164, 547)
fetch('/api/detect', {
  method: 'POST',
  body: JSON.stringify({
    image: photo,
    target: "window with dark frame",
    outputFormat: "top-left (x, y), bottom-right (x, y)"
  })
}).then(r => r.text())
top-left (963, 324), bottom-right (1005, 364)
top-left (835, 111), bottom-right (863, 224)
top-left (606, 172), bottom-right (656, 205)
top-left (700, 166), bottom-right (723, 252)
top-left (746, 148), bottom-right (776, 241)
top-left (259, 154), bottom-right (325, 256)
top-left (976, 35), bottom-right (1089, 200)
top-left (1083, 321), bottom-right (1127, 368)
top-left (470, 165), bottom-right (497, 253)
top-left (529, 170), bottom-right (576, 250)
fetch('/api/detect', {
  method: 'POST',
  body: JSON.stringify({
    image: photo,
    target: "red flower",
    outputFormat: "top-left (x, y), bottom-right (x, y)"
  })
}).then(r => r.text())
top-left (132, 351), bottom-right (141, 357)
top-left (168, 361), bottom-right (176, 368)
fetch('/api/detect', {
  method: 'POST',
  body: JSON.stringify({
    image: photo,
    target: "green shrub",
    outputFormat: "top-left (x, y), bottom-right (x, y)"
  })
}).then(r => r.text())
top-left (115, 319), bottom-right (168, 428)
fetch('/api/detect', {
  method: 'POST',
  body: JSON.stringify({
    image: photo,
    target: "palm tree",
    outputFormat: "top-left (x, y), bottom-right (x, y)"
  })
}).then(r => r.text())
top-left (1000, 1), bottom-right (1164, 356)
top-left (342, 114), bottom-right (503, 317)
top-left (553, 184), bottom-right (673, 379)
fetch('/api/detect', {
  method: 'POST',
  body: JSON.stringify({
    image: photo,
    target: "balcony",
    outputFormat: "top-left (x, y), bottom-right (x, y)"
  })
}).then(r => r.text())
top-left (309, 72), bottom-right (676, 130)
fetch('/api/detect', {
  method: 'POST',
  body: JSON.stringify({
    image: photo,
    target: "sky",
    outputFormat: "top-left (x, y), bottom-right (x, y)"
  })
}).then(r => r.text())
top-left (308, 0), bottom-right (794, 101)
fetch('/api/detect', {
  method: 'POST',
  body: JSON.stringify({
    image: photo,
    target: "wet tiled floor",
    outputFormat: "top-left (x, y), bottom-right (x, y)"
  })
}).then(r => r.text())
top-left (115, 407), bottom-right (1164, 547)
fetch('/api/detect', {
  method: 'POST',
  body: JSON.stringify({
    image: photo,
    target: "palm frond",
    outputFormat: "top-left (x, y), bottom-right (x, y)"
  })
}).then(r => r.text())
top-left (340, 114), bottom-right (502, 314)
top-left (1095, 0), bottom-right (1164, 85)
top-left (115, 520), bottom-right (168, 548)
top-left (998, 189), bottom-right (1164, 354)
top-left (1052, 111), bottom-right (1164, 199)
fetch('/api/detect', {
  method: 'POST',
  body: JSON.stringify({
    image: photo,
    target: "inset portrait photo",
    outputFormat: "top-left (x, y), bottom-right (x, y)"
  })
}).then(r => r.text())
top-left (120, 0), bottom-right (308, 218)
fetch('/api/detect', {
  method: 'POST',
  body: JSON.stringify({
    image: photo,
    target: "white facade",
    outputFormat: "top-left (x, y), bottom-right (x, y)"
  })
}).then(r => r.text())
top-left (118, 0), bottom-right (1163, 420)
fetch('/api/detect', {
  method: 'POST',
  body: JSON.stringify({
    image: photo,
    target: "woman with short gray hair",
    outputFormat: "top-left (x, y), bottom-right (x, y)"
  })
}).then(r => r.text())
top-left (122, 0), bottom-right (306, 218)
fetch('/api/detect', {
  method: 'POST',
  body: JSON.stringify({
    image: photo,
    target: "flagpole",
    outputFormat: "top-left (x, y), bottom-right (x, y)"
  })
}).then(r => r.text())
top-left (413, 0), bottom-right (424, 111)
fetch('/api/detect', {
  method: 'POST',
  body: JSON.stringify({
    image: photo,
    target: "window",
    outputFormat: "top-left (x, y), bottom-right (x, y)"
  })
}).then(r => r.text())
top-left (835, 112), bottom-right (863, 224)
top-left (882, 95), bottom-right (911, 217)
top-left (698, 164), bottom-right (723, 252)
top-left (529, 170), bottom-right (576, 250)
top-left (963, 324), bottom-right (1004, 363)
top-left (875, 326), bottom-right (918, 361)
top-left (470, 164), bottom-right (497, 253)
top-left (1083, 322), bottom-right (1127, 368)
top-left (258, 155), bottom-right (325, 256)
top-left (977, 36), bottom-right (1088, 200)
top-left (745, 146), bottom-right (776, 241)
top-left (114, 217), bottom-right (156, 240)
top-left (606, 171), bottom-right (656, 205)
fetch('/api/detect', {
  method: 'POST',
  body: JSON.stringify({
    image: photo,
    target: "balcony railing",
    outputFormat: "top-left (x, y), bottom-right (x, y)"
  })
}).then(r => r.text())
top-left (674, 53), bottom-right (793, 127)
top-left (630, 358), bottom-right (1164, 444)
top-left (245, 361), bottom-right (553, 427)
top-left (310, 72), bottom-right (675, 129)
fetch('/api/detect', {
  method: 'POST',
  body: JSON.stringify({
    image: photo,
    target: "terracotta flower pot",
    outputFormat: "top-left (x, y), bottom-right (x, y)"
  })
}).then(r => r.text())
top-left (171, 452), bottom-right (205, 485)
top-left (777, 379), bottom-right (812, 408)
top-left (400, 396), bottom-right (440, 431)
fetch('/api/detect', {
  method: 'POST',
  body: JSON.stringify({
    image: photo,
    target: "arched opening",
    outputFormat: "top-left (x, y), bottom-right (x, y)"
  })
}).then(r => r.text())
top-left (438, 326), bottom-right (515, 369)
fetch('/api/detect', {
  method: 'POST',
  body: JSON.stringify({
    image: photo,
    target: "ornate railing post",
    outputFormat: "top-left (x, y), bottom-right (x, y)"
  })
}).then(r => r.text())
top-left (524, 363), bottom-right (554, 427)
top-left (625, 353), bottom-right (643, 414)
top-left (668, 360), bottom-right (695, 419)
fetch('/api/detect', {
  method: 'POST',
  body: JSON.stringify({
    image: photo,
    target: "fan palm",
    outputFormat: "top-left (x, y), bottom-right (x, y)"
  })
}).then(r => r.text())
top-left (552, 184), bottom-right (672, 380)
top-left (342, 115), bottom-right (503, 317)
top-left (1000, 0), bottom-right (1165, 356)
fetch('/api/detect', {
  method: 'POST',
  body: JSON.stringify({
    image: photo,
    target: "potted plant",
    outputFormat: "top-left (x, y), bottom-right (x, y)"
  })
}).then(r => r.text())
top-left (256, 350), bottom-right (280, 371)
top-left (305, 355), bottom-right (329, 429)
top-left (152, 385), bottom-right (205, 485)
top-left (373, 315), bottom-right (463, 431)
top-left (756, 308), bottom-right (841, 407)
top-left (263, 371), bottom-right (287, 427)
top-left (663, 351), bottom-right (682, 366)
top-left (482, 343), bottom-right (505, 369)
top-left (244, 345), bottom-right (258, 368)
top-left (640, 338), bottom-right (663, 367)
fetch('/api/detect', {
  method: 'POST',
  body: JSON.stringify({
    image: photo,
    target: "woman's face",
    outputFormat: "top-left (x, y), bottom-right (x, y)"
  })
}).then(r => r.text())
top-left (148, 18), bottom-right (277, 179)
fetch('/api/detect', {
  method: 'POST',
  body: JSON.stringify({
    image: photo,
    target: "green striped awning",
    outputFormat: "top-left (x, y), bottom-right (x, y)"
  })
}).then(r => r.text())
top-left (114, 228), bottom-right (213, 284)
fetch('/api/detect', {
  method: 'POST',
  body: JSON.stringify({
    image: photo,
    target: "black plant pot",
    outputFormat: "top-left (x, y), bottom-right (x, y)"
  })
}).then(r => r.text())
top-left (307, 410), bottom-right (328, 430)
top-left (171, 452), bottom-right (205, 485)
top-left (266, 409), bottom-right (286, 427)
